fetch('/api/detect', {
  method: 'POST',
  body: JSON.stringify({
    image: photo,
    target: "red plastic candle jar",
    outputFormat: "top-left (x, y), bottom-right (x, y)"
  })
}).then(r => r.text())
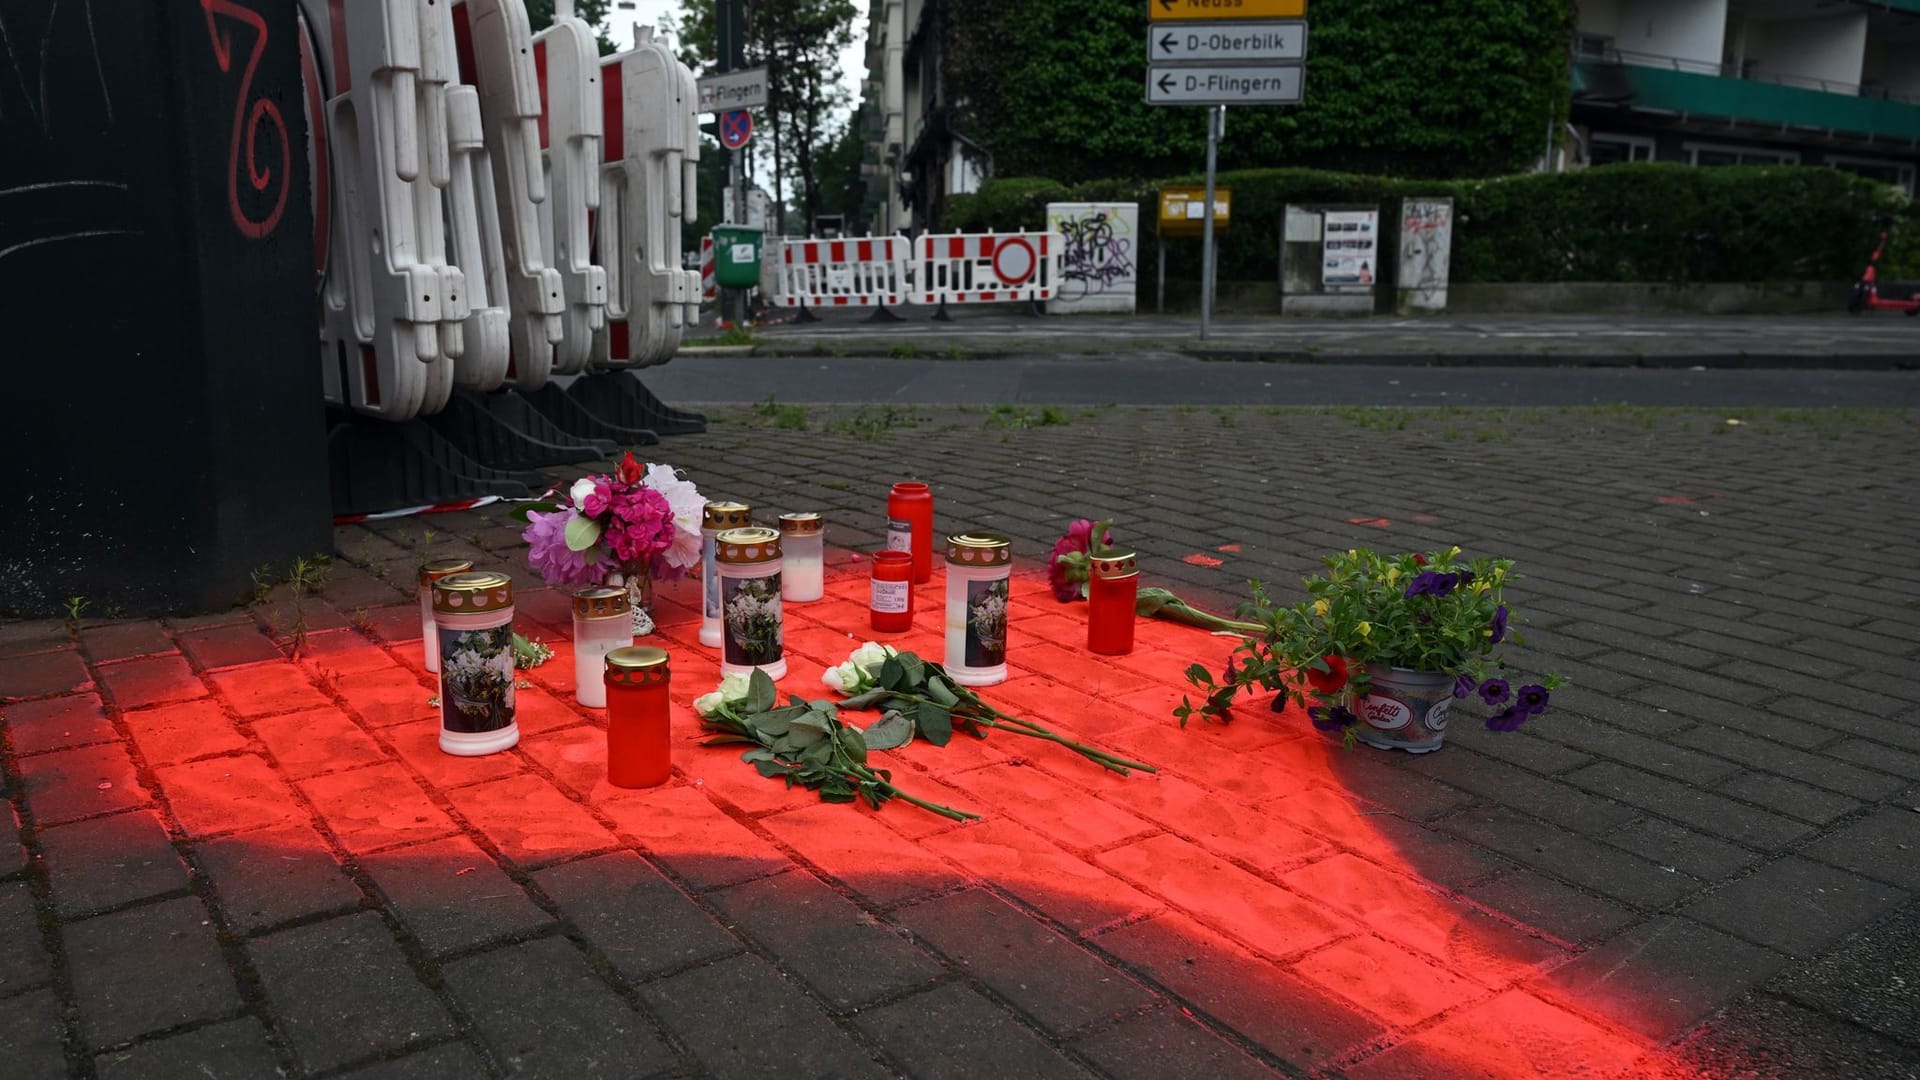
top-left (887, 481), bottom-right (935, 584)
top-left (1087, 550), bottom-right (1139, 656)
top-left (870, 550), bottom-right (914, 632)
top-left (604, 646), bottom-right (672, 788)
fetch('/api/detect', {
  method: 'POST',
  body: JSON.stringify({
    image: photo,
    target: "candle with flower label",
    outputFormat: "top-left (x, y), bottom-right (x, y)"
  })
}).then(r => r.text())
top-left (604, 646), bottom-right (672, 787)
top-left (870, 550), bottom-right (914, 632)
top-left (700, 502), bottom-right (753, 647)
top-left (432, 571), bottom-right (519, 756)
top-left (571, 587), bottom-right (632, 708)
top-left (944, 533), bottom-right (1011, 686)
top-left (887, 482), bottom-right (934, 583)
top-left (419, 558), bottom-right (474, 673)
top-left (1087, 550), bottom-right (1139, 656)
top-left (779, 513), bottom-right (825, 602)
top-left (716, 527), bottom-right (787, 681)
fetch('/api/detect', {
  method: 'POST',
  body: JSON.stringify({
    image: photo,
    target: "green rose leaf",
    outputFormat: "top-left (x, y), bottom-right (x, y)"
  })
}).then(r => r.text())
top-left (564, 514), bottom-right (602, 552)
top-left (926, 676), bottom-right (960, 708)
top-left (863, 712), bottom-right (916, 751)
top-left (838, 688), bottom-right (890, 710)
top-left (897, 653), bottom-right (927, 688)
top-left (747, 670), bottom-right (777, 714)
top-left (839, 726), bottom-right (869, 765)
top-left (916, 701), bottom-right (954, 746)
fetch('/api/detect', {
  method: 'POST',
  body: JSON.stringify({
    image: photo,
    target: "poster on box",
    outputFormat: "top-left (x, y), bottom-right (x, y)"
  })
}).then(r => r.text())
top-left (1321, 210), bottom-right (1379, 289)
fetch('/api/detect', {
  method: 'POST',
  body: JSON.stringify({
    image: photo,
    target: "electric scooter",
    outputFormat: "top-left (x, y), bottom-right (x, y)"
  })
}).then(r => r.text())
top-left (1848, 215), bottom-right (1920, 315)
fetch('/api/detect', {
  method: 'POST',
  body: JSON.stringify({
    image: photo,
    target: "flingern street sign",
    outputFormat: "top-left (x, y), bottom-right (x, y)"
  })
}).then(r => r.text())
top-left (1148, 20), bottom-right (1306, 63)
top-left (1146, 64), bottom-right (1304, 105)
top-left (1149, 0), bottom-right (1307, 21)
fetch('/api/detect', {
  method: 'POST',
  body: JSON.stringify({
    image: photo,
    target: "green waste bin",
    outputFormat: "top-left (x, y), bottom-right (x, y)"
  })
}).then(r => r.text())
top-left (711, 226), bottom-right (764, 289)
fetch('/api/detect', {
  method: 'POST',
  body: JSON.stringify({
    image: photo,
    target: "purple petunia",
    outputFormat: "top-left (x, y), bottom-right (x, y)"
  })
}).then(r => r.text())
top-left (1403, 570), bottom-right (1461, 599)
top-left (1485, 706), bottom-right (1527, 732)
top-left (1479, 678), bottom-right (1511, 707)
top-left (1490, 604), bottom-right (1509, 644)
top-left (523, 509), bottom-right (605, 588)
top-left (1516, 684), bottom-right (1551, 715)
top-left (1310, 705), bottom-right (1358, 731)
top-left (1453, 674), bottom-right (1477, 699)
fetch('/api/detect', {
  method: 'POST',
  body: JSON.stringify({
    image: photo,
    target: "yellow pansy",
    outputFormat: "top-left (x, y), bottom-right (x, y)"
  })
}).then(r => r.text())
top-left (1447, 545), bottom-right (1462, 559)
top-left (1387, 566), bottom-right (1402, 585)
top-left (1357, 621), bottom-right (1372, 638)
top-left (1313, 598), bottom-right (1331, 618)
top-left (1472, 579), bottom-right (1491, 594)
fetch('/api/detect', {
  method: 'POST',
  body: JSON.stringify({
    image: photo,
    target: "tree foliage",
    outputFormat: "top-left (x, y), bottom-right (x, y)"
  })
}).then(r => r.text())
top-left (947, 0), bottom-right (1573, 182)
top-left (523, 0), bottom-right (619, 55)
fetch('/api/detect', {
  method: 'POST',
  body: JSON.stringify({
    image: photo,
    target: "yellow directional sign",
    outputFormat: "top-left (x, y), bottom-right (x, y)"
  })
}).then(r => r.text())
top-left (1150, 0), bottom-right (1306, 21)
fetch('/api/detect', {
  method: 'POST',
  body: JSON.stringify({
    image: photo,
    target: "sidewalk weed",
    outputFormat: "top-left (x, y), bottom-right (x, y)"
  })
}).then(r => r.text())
top-left (62, 596), bottom-right (87, 631)
top-left (942, 345), bottom-right (967, 360)
top-left (984, 404), bottom-right (1070, 431)
top-left (831, 406), bottom-right (917, 441)
top-left (888, 342), bottom-right (921, 359)
top-left (753, 395), bottom-right (808, 430)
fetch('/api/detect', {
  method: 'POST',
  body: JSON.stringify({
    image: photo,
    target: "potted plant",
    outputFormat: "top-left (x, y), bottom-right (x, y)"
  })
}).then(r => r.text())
top-left (1177, 547), bottom-right (1561, 752)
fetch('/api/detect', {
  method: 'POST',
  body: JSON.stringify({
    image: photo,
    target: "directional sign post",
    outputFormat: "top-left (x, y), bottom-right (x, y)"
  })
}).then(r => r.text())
top-left (1149, 21), bottom-right (1306, 63)
top-left (697, 68), bottom-right (769, 114)
top-left (1146, 0), bottom-right (1307, 339)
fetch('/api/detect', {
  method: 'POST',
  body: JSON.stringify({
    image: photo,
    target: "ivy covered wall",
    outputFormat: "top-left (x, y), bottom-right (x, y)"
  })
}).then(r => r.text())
top-left (944, 0), bottom-right (1574, 182)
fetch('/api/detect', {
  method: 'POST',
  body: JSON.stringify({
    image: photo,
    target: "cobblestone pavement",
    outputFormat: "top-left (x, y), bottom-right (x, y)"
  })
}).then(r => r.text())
top-left (4, 404), bottom-right (1919, 1078)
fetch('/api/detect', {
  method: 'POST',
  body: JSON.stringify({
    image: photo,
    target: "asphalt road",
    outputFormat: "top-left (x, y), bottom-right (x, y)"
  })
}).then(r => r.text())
top-left (638, 353), bottom-right (1920, 409)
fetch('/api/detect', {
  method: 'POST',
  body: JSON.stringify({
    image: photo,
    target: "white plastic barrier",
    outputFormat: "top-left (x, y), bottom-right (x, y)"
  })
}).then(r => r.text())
top-left (911, 231), bottom-right (1059, 306)
top-left (452, 0), bottom-right (566, 389)
top-left (304, 0), bottom-right (469, 420)
top-left (532, 4), bottom-right (607, 374)
top-left (775, 236), bottom-right (910, 309)
top-left (593, 27), bottom-right (699, 369)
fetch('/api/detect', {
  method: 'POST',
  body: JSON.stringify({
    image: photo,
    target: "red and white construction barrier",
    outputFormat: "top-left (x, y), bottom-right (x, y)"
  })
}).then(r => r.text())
top-left (700, 235), bottom-right (716, 303)
top-left (912, 231), bottom-right (1058, 306)
top-left (774, 236), bottom-right (909, 309)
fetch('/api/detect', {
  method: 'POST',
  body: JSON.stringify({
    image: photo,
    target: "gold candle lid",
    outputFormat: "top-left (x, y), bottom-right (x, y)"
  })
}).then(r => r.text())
top-left (946, 533), bottom-right (1012, 566)
top-left (778, 512), bottom-right (823, 536)
top-left (572, 586), bottom-right (631, 619)
top-left (432, 571), bottom-right (513, 614)
top-left (419, 558), bottom-right (474, 586)
top-left (703, 502), bottom-right (752, 530)
top-left (716, 527), bottom-right (782, 564)
top-left (1090, 550), bottom-right (1139, 579)
top-left (605, 645), bottom-right (669, 671)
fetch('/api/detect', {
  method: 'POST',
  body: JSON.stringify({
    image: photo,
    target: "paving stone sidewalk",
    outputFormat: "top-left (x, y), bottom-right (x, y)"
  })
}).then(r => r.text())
top-left (3, 403), bottom-right (1918, 1079)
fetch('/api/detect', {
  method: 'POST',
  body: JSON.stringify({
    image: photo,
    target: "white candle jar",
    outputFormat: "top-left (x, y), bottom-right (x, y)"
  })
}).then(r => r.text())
top-left (715, 526), bottom-right (786, 682)
top-left (419, 558), bottom-right (474, 673)
top-left (944, 533), bottom-right (1011, 687)
top-left (571, 586), bottom-right (632, 708)
top-left (700, 501), bottom-right (753, 648)
top-left (431, 571), bottom-right (520, 756)
top-left (779, 513), bottom-right (825, 603)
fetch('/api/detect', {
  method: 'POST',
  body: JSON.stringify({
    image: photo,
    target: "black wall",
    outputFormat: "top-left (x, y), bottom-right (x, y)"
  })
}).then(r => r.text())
top-left (0, 0), bottom-right (327, 617)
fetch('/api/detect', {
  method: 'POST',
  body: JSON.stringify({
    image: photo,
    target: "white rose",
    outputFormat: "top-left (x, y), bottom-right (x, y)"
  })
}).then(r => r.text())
top-left (569, 477), bottom-right (597, 509)
top-left (849, 642), bottom-right (895, 673)
top-left (716, 671), bottom-right (753, 703)
top-left (692, 689), bottom-right (724, 717)
top-left (821, 664), bottom-right (851, 693)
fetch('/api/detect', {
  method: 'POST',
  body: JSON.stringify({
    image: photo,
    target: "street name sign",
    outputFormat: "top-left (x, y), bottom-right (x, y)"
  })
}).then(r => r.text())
top-left (1149, 21), bottom-right (1305, 63)
top-left (1146, 65), bottom-right (1304, 105)
top-left (696, 68), bottom-right (768, 113)
top-left (1150, 0), bottom-right (1307, 20)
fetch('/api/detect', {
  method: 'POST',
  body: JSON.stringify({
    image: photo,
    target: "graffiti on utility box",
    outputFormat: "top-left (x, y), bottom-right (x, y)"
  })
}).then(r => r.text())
top-left (1045, 202), bottom-right (1138, 314)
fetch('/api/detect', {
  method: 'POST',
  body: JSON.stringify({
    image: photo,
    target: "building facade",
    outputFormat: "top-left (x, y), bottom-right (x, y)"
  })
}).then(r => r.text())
top-left (1572, 0), bottom-right (1920, 193)
top-left (858, 0), bottom-right (988, 234)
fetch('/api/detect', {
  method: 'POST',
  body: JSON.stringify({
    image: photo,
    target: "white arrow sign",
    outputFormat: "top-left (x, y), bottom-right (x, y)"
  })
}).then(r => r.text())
top-left (1146, 65), bottom-right (1304, 105)
top-left (697, 68), bottom-right (769, 113)
top-left (1149, 21), bottom-right (1307, 63)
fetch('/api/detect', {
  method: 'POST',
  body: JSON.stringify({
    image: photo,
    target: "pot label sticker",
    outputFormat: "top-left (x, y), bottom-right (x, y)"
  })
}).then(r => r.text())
top-left (886, 519), bottom-right (912, 552)
top-left (1426, 699), bottom-right (1451, 732)
top-left (1360, 695), bottom-right (1412, 730)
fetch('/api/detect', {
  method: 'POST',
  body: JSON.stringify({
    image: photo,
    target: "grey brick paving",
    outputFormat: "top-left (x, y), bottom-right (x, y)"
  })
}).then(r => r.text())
top-left (442, 936), bottom-right (677, 1078)
top-left (8, 401), bottom-right (1920, 1075)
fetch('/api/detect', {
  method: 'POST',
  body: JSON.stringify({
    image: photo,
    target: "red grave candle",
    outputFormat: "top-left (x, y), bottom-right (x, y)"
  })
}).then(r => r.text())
top-left (1087, 550), bottom-right (1140, 656)
top-left (604, 646), bottom-right (672, 788)
top-left (870, 550), bottom-right (914, 632)
top-left (887, 481), bottom-right (935, 584)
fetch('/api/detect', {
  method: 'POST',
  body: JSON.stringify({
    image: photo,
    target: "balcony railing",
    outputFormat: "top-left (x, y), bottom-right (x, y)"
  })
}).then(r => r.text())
top-left (1580, 44), bottom-right (1920, 106)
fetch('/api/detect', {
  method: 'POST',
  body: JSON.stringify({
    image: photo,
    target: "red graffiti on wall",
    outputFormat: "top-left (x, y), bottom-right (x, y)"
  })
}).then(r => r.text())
top-left (200, 0), bottom-right (289, 240)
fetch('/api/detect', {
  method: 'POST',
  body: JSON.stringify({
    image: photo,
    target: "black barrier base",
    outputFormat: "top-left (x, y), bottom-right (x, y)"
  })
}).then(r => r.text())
top-left (567, 372), bottom-right (708, 435)
top-left (327, 409), bottom-right (539, 518)
top-left (422, 390), bottom-right (614, 472)
top-left (865, 305), bottom-right (904, 323)
top-left (521, 383), bottom-right (661, 447)
top-left (931, 300), bottom-right (952, 322)
top-left (792, 305), bottom-right (821, 324)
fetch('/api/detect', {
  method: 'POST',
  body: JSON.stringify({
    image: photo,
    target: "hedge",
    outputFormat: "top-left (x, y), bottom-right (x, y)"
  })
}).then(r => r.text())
top-left (946, 165), bottom-right (1917, 285)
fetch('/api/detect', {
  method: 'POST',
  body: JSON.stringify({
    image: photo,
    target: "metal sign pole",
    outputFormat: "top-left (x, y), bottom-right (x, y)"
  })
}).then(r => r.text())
top-left (1200, 105), bottom-right (1220, 339)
